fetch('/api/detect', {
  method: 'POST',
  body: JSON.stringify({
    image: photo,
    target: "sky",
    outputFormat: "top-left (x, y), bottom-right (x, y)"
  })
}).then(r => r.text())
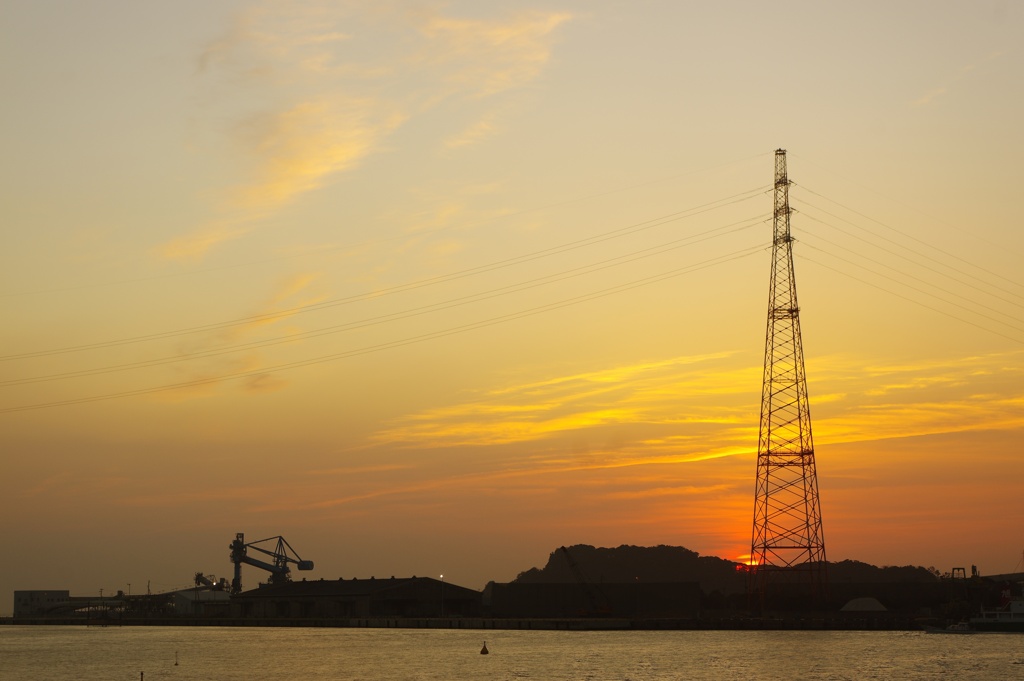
top-left (2, 0), bottom-right (1023, 613)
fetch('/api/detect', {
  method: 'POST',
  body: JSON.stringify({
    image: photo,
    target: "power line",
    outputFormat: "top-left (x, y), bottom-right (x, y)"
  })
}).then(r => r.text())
top-left (1, 186), bottom-right (770, 362)
top-left (799, 248), bottom-right (1024, 345)
top-left (795, 185), bottom-right (1024, 296)
top-left (800, 239), bottom-right (1024, 337)
top-left (798, 212), bottom-right (1024, 321)
top-left (0, 245), bottom-right (765, 413)
top-left (3, 152), bottom-right (771, 299)
top-left (790, 152), bottom-right (1024, 265)
top-left (795, 196), bottom-right (1024, 310)
top-left (2, 215), bottom-right (768, 387)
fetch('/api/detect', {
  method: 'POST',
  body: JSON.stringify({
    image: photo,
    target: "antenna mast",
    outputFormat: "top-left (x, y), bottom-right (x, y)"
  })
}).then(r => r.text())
top-left (749, 149), bottom-right (827, 605)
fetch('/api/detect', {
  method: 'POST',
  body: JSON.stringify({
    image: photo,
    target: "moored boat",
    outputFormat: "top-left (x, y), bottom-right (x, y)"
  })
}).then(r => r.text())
top-left (923, 622), bottom-right (977, 634)
top-left (969, 599), bottom-right (1024, 633)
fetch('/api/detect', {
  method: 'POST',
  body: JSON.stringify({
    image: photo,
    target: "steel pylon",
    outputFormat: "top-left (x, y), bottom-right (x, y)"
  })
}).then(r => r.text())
top-left (748, 149), bottom-right (827, 605)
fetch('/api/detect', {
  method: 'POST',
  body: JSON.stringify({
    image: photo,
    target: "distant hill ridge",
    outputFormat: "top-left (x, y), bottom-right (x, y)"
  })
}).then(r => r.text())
top-left (513, 544), bottom-right (937, 595)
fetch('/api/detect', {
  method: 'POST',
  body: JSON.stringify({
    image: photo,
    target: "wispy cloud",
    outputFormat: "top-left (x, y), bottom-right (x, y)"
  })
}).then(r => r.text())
top-left (159, 219), bottom-right (252, 261)
top-left (151, 272), bottom-right (326, 401)
top-left (914, 87), bottom-right (948, 107)
top-left (254, 447), bottom-right (745, 515)
top-left (226, 100), bottom-right (404, 211)
top-left (413, 9), bottom-right (572, 98)
top-left (213, 271), bottom-right (326, 342)
top-left (367, 347), bottom-right (1024, 465)
top-left (161, 1), bottom-right (572, 260)
top-left (914, 50), bottom-right (1006, 106)
top-left (445, 113), bottom-right (499, 148)
top-left (810, 350), bottom-right (1024, 444)
top-left (162, 97), bottom-right (404, 261)
top-left (371, 352), bottom-right (751, 450)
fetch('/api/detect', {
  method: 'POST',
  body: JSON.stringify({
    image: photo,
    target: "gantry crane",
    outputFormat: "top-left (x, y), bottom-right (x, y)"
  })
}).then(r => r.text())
top-left (229, 532), bottom-right (314, 594)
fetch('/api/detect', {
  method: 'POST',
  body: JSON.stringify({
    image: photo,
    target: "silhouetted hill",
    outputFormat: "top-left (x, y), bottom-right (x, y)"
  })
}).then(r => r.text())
top-left (513, 545), bottom-right (938, 596)
top-left (828, 559), bottom-right (937, 584)
top-left (514, 544), bottom-right (746, 594)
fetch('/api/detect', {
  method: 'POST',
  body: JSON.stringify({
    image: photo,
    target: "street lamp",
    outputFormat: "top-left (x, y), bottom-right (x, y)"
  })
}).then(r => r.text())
top-left (440, 574), bottom-right (445, 618)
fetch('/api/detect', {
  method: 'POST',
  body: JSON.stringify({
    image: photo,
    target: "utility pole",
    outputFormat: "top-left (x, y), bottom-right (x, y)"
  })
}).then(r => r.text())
top-left (749, 149), bottom-right (827, 607)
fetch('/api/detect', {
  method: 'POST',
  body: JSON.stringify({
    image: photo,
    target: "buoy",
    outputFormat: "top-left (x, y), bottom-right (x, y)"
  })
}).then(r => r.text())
top-left (175, 651), bottom-right (179, 666)
top-left (480, 641), bottom-right (489, 655)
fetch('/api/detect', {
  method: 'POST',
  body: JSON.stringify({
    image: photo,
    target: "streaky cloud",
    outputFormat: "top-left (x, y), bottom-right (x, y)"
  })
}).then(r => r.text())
top-left (371, 352), bottom-right (750, 449)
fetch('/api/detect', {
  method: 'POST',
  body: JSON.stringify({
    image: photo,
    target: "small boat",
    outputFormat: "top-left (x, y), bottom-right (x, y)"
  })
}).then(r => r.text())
top-left (923, 622), bottom-right (977, 634)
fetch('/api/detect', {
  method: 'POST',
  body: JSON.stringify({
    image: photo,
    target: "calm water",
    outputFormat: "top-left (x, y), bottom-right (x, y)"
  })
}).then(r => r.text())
top-left (2, 626), bottom-right (1024, 680)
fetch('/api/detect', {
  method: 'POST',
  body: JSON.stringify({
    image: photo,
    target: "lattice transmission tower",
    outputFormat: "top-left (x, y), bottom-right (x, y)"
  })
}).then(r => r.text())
top-left (748, 149), bottom-right (827, 605)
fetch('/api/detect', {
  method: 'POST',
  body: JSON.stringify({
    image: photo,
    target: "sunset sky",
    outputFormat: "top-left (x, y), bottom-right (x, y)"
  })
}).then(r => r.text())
top-left (2, 1), bottom-right (1023, 612)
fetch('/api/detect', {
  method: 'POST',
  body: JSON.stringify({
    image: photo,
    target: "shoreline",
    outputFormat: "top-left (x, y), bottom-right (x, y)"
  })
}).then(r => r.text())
top-left (3, 614), bottom-right (930, 631)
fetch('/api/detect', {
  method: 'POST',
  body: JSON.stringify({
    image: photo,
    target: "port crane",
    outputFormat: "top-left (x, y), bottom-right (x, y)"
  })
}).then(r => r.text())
top-left (193, 573), bottom-right (229, 590)
top-left (229, 533), bottom-right (314, 595)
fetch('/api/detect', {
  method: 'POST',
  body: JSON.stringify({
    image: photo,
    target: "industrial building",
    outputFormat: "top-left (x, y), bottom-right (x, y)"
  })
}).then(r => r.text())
top-left (231, 576), bottom-right (480, 619)
top-left (13, 587), bottom-right (230, 620)
top-left (13, 590), bottom-right (72, 619)
top-left (483, 581), bottom-right (701, 619)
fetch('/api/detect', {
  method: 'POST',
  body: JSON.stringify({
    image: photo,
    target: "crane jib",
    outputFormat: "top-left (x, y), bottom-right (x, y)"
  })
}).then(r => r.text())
top-left (229, 532), bottom-right (314, 594)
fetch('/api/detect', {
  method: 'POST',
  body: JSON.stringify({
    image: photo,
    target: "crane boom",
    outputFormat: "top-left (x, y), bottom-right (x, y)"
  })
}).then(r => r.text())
top-left (229, 532), bottom-right (314, 594)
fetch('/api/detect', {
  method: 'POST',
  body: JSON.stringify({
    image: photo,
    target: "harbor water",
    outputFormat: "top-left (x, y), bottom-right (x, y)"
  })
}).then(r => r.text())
top-left (2, 626), bottom-right (1023, 680)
